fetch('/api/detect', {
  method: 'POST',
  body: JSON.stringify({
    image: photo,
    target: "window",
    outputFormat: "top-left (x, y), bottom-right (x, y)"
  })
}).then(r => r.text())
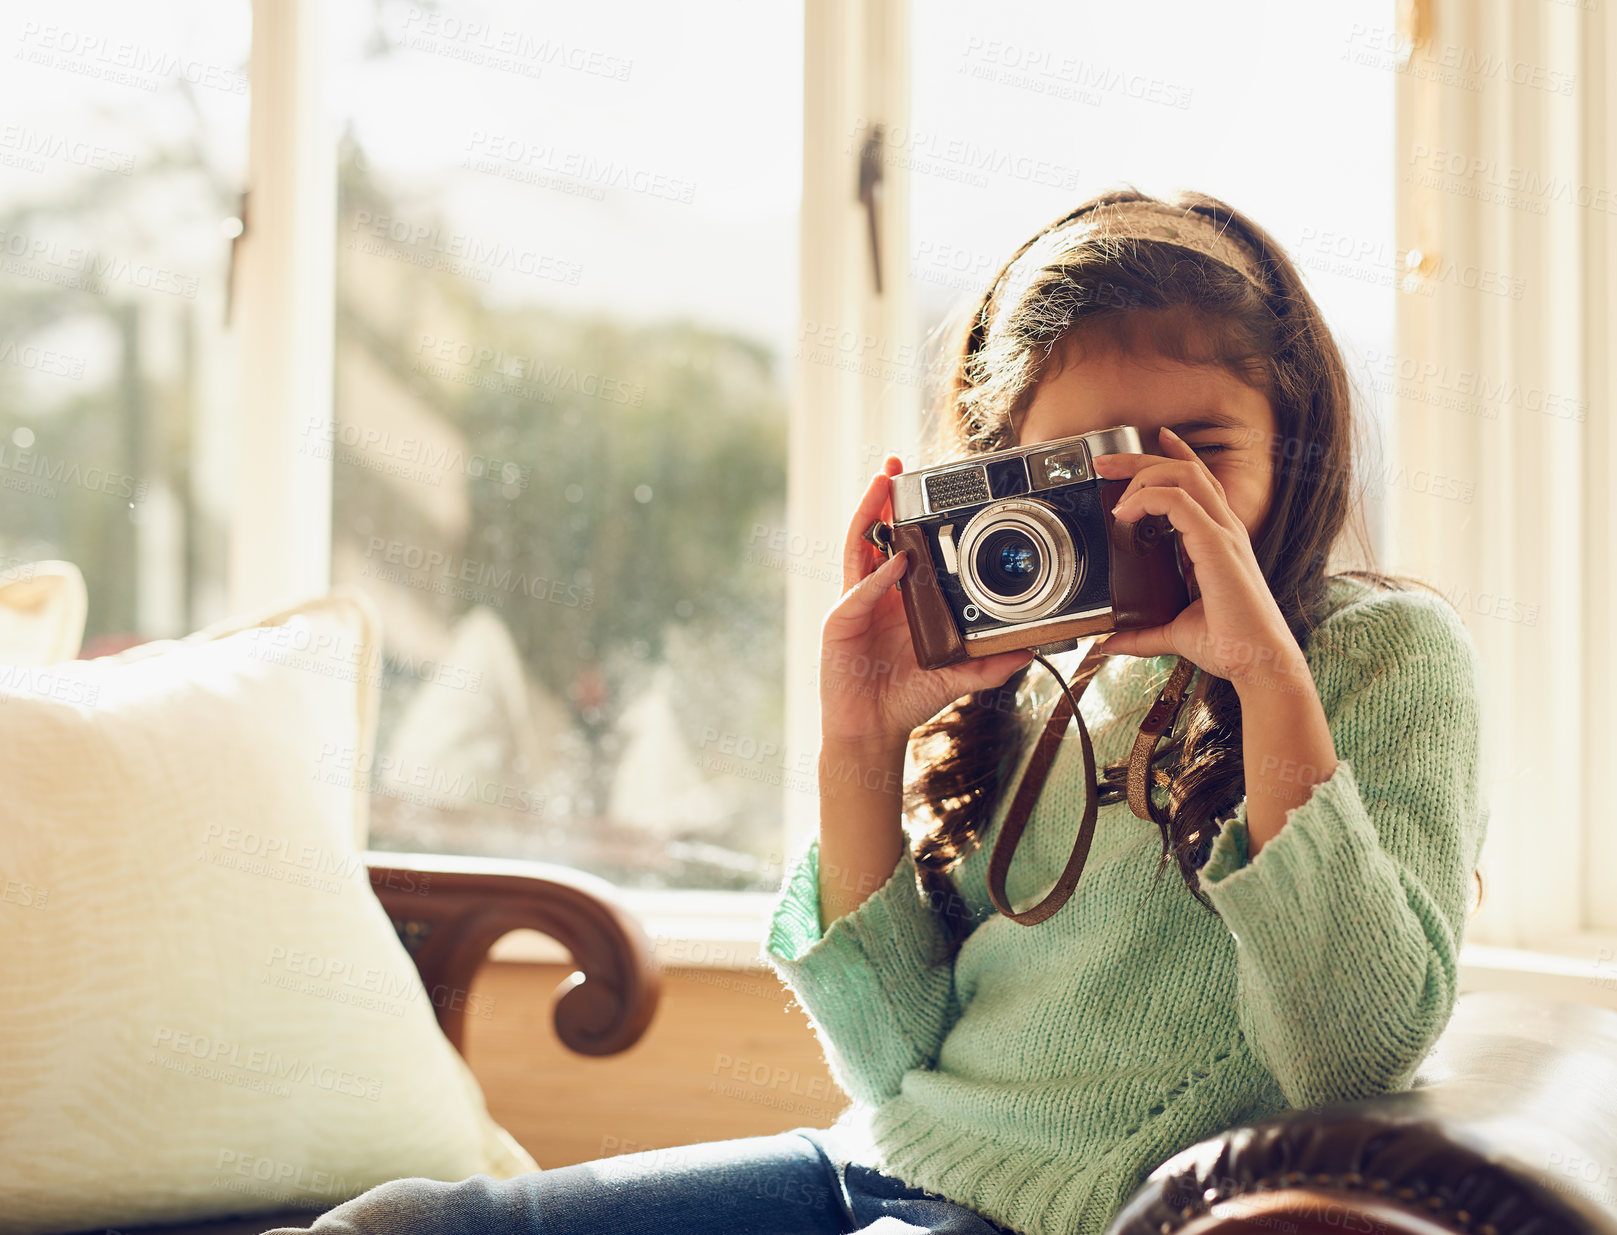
top-left (325, 0), bottom-right (803, 892)
top-left (12, 0), bottom-right (1613, 971)
top-left (0, 1), bottom-right (249, 646)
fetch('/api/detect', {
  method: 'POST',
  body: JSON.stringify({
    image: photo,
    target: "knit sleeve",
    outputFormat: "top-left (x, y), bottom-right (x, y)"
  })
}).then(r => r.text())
top-left (761, 837), bottom-right (960, 1108)
top-left (1195, 586), bottom-right (1488, 1110)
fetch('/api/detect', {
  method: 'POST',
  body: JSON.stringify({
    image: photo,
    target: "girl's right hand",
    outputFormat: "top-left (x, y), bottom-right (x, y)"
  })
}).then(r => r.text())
top-left (819, 454), bottom-right (1037, 754)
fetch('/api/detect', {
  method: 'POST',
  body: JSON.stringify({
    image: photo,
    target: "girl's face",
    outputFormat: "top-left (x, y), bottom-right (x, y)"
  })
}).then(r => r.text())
top-left (1016, 330), bottom-right (1280, 543)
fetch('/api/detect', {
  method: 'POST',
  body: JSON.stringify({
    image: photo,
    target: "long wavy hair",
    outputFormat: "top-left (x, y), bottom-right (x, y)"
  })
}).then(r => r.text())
top-left (901, 187), bottom-right (1451, 953)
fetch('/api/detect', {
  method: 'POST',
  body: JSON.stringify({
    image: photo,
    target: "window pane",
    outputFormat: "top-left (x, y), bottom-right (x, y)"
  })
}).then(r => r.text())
top-left (909, 1), bottom-right (1394, 557)
top-left (0, 2), bottom-right (248, 646)
top-left (330, 1), bottom-right (802, 890)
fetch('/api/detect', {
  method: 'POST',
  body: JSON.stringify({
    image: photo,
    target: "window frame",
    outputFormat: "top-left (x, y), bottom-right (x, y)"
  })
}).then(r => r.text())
top-left (230, 0), bottom-right (335, 616)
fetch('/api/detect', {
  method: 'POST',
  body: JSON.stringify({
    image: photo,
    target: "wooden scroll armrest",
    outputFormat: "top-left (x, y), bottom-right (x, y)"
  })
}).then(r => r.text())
top-left (366, 851), bottom-right (661, 1058)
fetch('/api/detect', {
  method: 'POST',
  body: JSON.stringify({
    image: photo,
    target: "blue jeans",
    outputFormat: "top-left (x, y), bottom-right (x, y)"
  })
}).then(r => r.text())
top-left (259, 1126), bottom-right (1018, 1234)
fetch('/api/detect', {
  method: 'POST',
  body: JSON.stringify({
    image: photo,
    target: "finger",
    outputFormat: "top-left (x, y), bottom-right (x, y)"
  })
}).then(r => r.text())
top-left (1100, 625), bottom-right (1175, 660)
top-left (947, 649), bottom-right (1035, 696)
top-left (883, 650), bottom-right (1031, 727)
top-left (1090, 451), bottom-right (1153, 478)
top-left (1109, 486), bottom-right (1236, 564)
top-left (842, 471), bottom-right (893, 591)
top-left (1094, 450), bottom-right (1220, 509)
top-left (1112, 452), bottom-right (1235, 530)
top-left (827, 548), bottom-right (908, 634)
top-left (1157, 426), bottom-right (1229, 503)
top-left (881, 455), bottom-right (903, 523)
top-left (1093, 437), bottom-right (1229, 501)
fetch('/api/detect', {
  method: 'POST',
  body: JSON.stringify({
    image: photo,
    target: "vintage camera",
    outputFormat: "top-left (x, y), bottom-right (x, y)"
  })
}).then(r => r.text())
top-left (863, 426), bottom-right (1193, 670)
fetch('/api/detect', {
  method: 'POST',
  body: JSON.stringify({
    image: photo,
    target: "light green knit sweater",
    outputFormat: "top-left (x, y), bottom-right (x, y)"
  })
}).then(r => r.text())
top-left (764, 574), bottom-right (1488, 1235)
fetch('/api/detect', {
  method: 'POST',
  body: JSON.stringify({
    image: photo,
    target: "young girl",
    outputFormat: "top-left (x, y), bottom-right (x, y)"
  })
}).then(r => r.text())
top-left (270, 189), bottom-right (1486, 1235)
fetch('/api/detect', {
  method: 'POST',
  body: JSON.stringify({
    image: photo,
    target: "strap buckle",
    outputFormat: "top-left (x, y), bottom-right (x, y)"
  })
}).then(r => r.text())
top-left (861, 518), bottom-right (894, 556)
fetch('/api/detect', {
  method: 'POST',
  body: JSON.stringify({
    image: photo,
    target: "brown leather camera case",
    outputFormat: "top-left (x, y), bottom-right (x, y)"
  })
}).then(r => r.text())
top-left (895, 478), bottom-right (1192, 670)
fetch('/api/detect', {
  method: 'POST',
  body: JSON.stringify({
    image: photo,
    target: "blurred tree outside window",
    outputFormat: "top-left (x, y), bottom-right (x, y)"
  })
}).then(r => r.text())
top-left (0, 1), bottom-right (247, 648)
top-left (328, 1), bottom-right (801, 892)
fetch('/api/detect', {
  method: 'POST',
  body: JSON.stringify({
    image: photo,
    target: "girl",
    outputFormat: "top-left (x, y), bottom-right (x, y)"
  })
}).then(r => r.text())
top-left (270, 189), bottom-right (1486, 1235)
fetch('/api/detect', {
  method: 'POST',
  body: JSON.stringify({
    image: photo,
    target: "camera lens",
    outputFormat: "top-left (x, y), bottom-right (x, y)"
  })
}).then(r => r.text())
top-left (955, 497), bottom-right (1083, 624)
top-left (976, 528), bottom-right (1041, 598)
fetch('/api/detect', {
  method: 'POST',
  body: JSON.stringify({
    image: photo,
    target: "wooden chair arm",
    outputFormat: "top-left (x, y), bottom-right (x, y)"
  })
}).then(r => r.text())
top-left (366, 851), bottom-right (661, 1058)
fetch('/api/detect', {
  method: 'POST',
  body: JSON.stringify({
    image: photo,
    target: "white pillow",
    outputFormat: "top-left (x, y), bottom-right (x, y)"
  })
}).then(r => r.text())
top-left (0, 587), bottom-right (536, 1234)
top-left (0, 560), bottom-right (87, 667)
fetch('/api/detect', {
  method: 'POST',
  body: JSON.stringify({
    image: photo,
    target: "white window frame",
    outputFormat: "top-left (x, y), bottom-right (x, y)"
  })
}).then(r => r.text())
top-left (784, 0), bottom-right (919, 858)
top-left (230, 0), bottom-right (335, 616)
top-left (234, 0), bottom-right (1617, 1005)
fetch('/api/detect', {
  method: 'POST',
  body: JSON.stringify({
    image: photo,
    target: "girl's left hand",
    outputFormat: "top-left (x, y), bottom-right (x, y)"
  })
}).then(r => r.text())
top-left (1090, 427), bottom-right (1300, 688)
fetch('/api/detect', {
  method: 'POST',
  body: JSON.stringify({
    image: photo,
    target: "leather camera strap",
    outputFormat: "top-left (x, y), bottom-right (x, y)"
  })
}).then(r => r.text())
top-left (986, 639), bottom-right (1109, 925)
top-left (986, 644), bottom-right (1198, 925)
top-left (1126, 656), bottom-right (1199, 823)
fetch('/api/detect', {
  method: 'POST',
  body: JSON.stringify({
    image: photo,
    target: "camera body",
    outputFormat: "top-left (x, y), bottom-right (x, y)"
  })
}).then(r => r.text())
top-left (868, 425), bottom-right (1193, 670)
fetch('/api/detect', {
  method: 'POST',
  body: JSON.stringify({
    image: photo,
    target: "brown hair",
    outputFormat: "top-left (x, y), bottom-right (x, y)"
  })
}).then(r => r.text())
top-left (901, 187), bottom-right (1449, 951)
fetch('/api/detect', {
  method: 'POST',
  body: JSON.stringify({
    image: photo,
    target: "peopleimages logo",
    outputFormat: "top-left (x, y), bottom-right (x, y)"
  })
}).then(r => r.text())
top-left (415, 334), bottom-right (645, 406)
top-left (0, 338), bottom-right (86, 379)
top-left (299, 414), bottom-right (533, 491)
top-left (0, 227), bottom-right (199, 299)
top-left (360, 536), bottom-right (594, 612)
top-left (0, 664), bottom-right (101, 707)
top-left (464, 131), bottom-right (696, 204)
top-left (149, 1027), bottom-right (383, 1101)
top-left (212, 1149), bottom-right (360, 1202)
top-left (1405, 144), bottom-right (1617, 217)
top-left (957, 39), bottom-right (1194, 110)
top-left (852, 118), bottom-right (1082, 191)
top-left (347, 211), bottom-right (584, 285)
top-left (311, 744), bottom-right (548, 818)
top-left (0, 124), bottom-right (135, 175)
top-left (398, 8), bottom-right (634, 82)
top-left (15, 22), bottom-right (248, 95)
top-left (1359, 348), bottom-right (1587, 422)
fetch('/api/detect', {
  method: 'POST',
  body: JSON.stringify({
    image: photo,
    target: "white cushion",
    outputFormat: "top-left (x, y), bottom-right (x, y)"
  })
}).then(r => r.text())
top-left (0, 560), bottom-right (87, 667)
top-left (0, 587), bottom-right (536, 1234)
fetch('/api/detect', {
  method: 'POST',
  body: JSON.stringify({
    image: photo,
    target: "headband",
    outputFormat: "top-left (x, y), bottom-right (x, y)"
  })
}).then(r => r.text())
top-left (1000, 200), bottom-right (1268, 300)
